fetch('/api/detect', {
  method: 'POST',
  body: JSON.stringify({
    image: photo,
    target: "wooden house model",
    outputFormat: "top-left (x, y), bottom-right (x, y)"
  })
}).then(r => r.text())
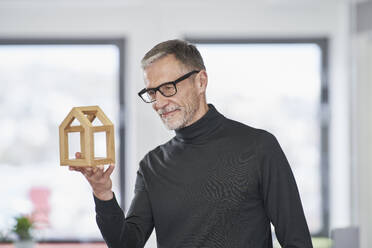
top-left (59, 106), bottom-right (115, 166)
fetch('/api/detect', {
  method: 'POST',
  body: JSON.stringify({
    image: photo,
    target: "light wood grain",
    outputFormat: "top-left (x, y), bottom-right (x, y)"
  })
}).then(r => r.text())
top-left (59, 106), bottom-right (115, 167)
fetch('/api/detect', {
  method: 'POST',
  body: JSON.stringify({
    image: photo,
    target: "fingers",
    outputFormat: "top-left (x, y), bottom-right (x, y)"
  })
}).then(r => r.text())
top-left (91, 164), bottom-right (114, 179)
top-left (68, 166), bottom-right (93, 178)
top-left (84, 164), bottom-right (115, 181)
top-left (69, 153), bottom-right (83, 172)
top-left (69, 166), bottom-right (83, 172)
top-left (75, 152), bottom-right (82, 159)
top-left (83, 167), bottom-right (94, 177)
top-left (90, 166), bottom-right (104, 180)
top-left (85, 165), bottom-right (107, 178)
top-left (103, 164), bottom-right (115, 178)
top-left (68, 164), bottom-right (115, 182)
top-left (92, 165), bottom-right (104, 174)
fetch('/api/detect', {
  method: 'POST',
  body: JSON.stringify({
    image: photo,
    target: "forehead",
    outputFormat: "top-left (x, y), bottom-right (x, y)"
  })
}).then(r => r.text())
top-left (143, 54), bottom-right (186, 88)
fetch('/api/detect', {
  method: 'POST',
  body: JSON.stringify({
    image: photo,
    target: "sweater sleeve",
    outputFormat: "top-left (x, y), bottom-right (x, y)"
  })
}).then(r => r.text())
top-left (94, 168), bottom-right (154, 248)
top-left (258, 131), bottom-right (313, 248)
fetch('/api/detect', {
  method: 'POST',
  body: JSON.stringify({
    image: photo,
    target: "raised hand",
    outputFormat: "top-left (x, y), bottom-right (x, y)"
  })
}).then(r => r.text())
top-left (69, 152), bottom-right (115, 201)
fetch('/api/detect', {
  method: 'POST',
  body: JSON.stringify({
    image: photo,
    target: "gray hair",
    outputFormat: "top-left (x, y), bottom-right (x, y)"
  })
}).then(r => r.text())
top-left (141, 39), bottom-right (206, 71)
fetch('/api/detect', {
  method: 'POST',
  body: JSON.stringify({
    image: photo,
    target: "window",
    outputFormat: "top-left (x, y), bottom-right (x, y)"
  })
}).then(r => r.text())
top-left (0, 39), bottom-right (125, 241)
top-left (189, 38), bottom-right (329, 236)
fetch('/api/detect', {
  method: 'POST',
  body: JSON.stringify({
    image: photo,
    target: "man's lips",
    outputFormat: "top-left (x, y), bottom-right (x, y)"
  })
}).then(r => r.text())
top-left (161, 109), bottom-right (179, 118)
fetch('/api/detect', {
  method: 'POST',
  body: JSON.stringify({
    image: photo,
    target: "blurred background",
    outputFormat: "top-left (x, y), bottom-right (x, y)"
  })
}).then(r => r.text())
top-left (0, 0), bottom-right (370, 247)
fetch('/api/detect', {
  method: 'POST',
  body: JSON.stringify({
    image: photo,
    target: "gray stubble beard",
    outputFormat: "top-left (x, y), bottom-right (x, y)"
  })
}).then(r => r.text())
top-left (162, 98), bottom-right (199, 130)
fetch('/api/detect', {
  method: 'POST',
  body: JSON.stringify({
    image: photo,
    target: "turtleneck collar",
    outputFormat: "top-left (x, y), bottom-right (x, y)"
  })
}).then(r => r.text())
top-left (175, 104), bottom-right (225, 143)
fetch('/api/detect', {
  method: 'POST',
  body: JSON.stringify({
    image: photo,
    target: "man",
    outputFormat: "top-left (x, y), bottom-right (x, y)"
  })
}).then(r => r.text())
top-left (70, 39), bottom-right (313, 248)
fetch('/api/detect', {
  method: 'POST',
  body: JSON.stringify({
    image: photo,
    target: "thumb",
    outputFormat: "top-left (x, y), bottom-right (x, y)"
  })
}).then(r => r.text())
top-left (75, 152), bottom-right (82, 159)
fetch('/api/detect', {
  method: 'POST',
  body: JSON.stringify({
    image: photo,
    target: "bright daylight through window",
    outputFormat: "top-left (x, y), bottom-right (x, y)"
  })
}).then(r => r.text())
top-left (0, 43), bottom-right (120, 241)
top-left (195, 42), bottom-right (326, 235)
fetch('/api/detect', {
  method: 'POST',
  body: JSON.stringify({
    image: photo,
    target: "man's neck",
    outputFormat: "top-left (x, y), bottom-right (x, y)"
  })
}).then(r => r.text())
top-left (186, 102), bottom-right (209, 128)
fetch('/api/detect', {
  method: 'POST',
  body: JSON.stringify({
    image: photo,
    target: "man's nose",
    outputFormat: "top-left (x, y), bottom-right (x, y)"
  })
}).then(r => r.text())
top-left (154, 91), bottom-right (169, 109)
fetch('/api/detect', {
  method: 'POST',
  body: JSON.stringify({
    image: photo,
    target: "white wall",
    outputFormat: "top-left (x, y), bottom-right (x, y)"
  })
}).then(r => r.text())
top-left (352, 32), bottom-right (372, 248)
top-left (0, 1), bottom-right (354, 247)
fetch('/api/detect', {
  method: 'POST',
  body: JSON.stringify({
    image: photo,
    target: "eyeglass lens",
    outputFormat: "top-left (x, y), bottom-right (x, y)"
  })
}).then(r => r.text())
top-left (143, 83), bottom-right (177, 102)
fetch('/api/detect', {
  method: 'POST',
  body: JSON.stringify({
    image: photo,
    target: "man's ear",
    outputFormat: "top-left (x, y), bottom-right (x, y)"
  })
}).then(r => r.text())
top-left (197, 70), bottom-right (208, 94)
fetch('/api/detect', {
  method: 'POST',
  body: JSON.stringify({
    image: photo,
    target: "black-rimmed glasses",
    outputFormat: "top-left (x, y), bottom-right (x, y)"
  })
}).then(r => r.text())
top-left (138, 70), bottom-right (200, 103)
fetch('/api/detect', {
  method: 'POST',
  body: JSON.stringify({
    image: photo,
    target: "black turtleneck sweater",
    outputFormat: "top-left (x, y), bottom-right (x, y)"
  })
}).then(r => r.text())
top-left (94, 104), bottom-right (313, 248)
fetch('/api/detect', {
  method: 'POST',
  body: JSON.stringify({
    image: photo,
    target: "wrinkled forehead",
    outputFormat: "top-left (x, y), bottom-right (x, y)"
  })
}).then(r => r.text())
top-left (143, 54), bottom-right (188, 88)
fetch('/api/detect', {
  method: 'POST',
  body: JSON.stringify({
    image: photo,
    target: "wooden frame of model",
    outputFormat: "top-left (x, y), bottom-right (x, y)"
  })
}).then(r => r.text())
top-left (59, 106), bottom-right (115, 166)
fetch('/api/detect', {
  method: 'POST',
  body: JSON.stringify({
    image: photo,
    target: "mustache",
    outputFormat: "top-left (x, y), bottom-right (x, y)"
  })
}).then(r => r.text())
top-left (157, 105), bottom-right (181, 115)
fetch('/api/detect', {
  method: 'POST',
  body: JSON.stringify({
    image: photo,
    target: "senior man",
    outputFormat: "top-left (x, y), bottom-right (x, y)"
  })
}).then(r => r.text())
top-left (70, 39), bottom-right (313, 248)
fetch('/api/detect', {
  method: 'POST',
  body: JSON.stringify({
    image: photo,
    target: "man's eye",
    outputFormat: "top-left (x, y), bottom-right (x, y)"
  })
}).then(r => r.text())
top-left (147, 90), bottom-right (156, 96)
top-left (161, 84), bottom-right (175, 91)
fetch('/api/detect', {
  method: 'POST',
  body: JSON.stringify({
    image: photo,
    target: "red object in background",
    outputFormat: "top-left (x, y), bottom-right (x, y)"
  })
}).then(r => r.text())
top-left (29, 187), bottom-right (51, 229)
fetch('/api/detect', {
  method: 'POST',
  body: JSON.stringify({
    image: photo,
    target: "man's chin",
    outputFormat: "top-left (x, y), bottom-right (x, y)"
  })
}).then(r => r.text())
top-left (162, 119), bottom-right (184, 130)
top-left (163, 121), bottom-right (178, 130)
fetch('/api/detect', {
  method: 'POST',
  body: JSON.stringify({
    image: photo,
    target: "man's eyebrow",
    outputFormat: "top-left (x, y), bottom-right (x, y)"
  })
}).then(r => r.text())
top-left (146, 80), bottom-right (174, 90)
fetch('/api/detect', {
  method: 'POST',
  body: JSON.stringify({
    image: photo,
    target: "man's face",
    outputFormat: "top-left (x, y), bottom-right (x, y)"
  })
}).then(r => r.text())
top-left (143, 54), bottom-right (201, 130)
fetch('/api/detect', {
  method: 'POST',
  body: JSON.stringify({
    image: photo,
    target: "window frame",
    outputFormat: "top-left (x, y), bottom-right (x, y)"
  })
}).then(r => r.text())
top-left (186, 37), bottom-right (330, 237)
top-left (0, 38), bottom-right (126, 243)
